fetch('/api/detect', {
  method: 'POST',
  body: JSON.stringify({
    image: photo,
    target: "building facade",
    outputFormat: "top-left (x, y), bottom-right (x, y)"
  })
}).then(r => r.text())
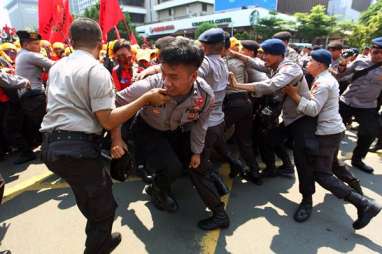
top-left (276, 0), bottom-right (376, 21)
top-left (4, 0), bottom-right (38, 30)
top-left (136, 7), bottom-right (295, 38)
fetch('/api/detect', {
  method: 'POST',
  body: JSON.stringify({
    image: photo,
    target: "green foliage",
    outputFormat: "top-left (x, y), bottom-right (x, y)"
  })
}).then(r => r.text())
top-left (348, 0), bottom-right (382, 48)
top-left (294, 5), bottom-right (335, 42)
top-left (359, 0), bottom-right (382, 25)
top-left (194, 22), bottom-right (218, 39)
top-left (235, 31), bottom-right (252, 40)
top-left (252, 11), bottom-right (289, 40)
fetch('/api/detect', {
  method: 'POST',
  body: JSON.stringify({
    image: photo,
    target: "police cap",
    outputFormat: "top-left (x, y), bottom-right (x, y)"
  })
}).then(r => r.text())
top-left (260, 38), bottom-right (286, 56)
top-left (198, 28), bottom-right (225, 44)
top-left (272, 31), bottom-right (292, 41)
top-left (241, 40), bottom-right (260, 52)
top-left (327, 41), bottom-right (343, 50)
top-left (16, 30), bottom-right (41, 44)
top-left (311, 49), bottom-right (332, 67)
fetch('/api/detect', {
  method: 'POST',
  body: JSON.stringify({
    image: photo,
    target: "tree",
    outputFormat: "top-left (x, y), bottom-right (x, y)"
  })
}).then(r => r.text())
top-left (194, 22), bottom-right (217, 39)
top-left (252, 11), bottom-right (289, 40)
top-left (359, 0), bottom-right (382, 25)
top-left (82, 1), bottom-right (142, 44)
top-left (348, 0), bottom-right (382, 48)
top-left (294, 5), bottom-right (335, 42)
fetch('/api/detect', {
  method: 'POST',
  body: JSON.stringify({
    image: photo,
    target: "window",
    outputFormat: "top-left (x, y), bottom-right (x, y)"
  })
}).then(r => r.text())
top-left (202, 3), bottom-right (208, 12)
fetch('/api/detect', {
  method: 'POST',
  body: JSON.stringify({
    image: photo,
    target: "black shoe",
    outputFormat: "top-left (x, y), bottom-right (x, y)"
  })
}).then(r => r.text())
top-left (351, 159), bottom-right (374, 174)
top-left (369, 141), bottom-right (382, 153)
top-left (243, 169), bottom-right (263, 185)
top-left (13, 151), bottom-right (36, 165)
top-left (346, 191), bottom-right (382, 230)
top-left (98, 232), bottom-right (122, 254)
top-left (198, 209), bottom-right (230, 231)
top-left (145, 185), bottom-right (179, 213)
top-left (348, 179), bottom-right (363, 195)
top-left (294, 198), bottom-right (313, 223)
top-left (136, 165), bottom-right (153, 184)
top-left (277, 164), bottom-right (295, 178)
top-left (260, 166), bottom-right (278, 178)
top-left (228, 160), bottom-right (245, 178)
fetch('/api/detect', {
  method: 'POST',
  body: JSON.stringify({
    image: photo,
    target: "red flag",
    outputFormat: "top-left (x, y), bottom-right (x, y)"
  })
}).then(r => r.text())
top-left (38, 0), bottom-right (73, 43)
top-left (129, 32), bottom-right (138, 45)
top-left (99, 0), bottom-right (125, 42)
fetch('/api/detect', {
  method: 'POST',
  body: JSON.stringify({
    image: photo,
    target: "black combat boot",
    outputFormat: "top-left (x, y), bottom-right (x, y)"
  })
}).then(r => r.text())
top-left (145, 184), bottom-right (179, 213)
top-left (198, 205), bottom-right (230, 231)
top-left (294, 195), bottom-right (313, 223)
top-left (98, 232), bottom-right (122, 254)
top-left (348, 179), bottom-right (363, 195)
top-left (136, 164), bottom-right (154, 184)
top-left (351, 159), bottom-right (374, 174)
top-left (345, 191), bottom-right (381, 230)
top-left (246, 162), bottom-right (263, 185)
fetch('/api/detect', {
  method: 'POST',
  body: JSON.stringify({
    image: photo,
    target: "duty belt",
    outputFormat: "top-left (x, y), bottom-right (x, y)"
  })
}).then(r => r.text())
top-left (43, 130), bottom-right (102, 143)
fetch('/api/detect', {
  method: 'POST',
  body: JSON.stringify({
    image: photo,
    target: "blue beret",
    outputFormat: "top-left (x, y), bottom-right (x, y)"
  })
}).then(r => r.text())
top-left (311, 49), bottom-right (332, 66)
top-left (198, 28), bottom-right (225, 44)
top-left (260, 38), bottom-right (286, 55)
top-left (372, 37), bottom-right (382, 48)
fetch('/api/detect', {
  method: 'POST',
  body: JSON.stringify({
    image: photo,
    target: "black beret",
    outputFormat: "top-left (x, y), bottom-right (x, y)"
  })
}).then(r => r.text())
top-left (198, 28), bottom-right (225, 44)
top-left (272, 31), bottom-right (292, 41)
top-left (241, 40), bottom-right (260, 52)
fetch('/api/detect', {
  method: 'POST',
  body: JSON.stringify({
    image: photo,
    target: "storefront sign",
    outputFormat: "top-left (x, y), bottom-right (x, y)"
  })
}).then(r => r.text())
top-left (192, 18), bottom-right (232, 27)
top-left (150, 25), bottom-right (175, 33)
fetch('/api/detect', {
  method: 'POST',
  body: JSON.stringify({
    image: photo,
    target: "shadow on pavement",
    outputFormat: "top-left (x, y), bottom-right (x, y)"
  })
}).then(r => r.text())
top-left (216, 172), bottom-right (382, 254)
top-left (114, 177), bottom-right (208, 254)
top-left (0, 151), bottom-right (42, 185)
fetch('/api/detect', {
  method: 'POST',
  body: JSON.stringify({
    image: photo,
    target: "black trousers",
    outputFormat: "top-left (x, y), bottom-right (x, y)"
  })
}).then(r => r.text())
top-left (20, 93), bottom-right (46, 147)
top-left (41, 134), bottom-right (117, 254)
top-left (255, 125), bottom-right (292, 169)
top-left (223, 93), bottom-right (258, 168)
top-left (0, 102), bottom-right (9, 156)
top-left (314, 133), bottom-right (352, 199)
top-left (3, 101), bottom-right (33, 153)
top-left (132, 116), bottom-right (223, 211)
top-left (284, 116), bottom-right (317, 196)
top-left (339, 101), bottom-right (379, 160)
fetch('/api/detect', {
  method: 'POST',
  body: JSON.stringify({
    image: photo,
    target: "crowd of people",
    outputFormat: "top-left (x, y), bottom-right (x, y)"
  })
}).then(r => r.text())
top-left (0, 17), bottom-right (381, 253)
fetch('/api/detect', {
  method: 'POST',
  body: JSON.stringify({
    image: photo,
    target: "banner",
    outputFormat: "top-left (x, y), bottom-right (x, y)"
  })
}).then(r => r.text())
top-left (38, 0), bottom-right (73, 43)
top-left (99, 0), bottom-right (125, 41)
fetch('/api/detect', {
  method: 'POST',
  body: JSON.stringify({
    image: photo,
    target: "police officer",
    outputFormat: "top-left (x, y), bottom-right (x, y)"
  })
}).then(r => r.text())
top-left (327, 41), bottom-right (344, 69)
top-left (197, 28), bottom-right (260, 184)
top-left (335, 37), bottom-right (382, 173)
top-left (229, 39), bottom-right (321, 221)
top-left (40, 18), bottom-right (169, 253)
top-left (240, 40), bottom-right (268, 83)
top-left (272, 31), bottom-right (300, 64)
top-left (221, 37), bottom-right (263, 182)
top-left (15, 30), bottom-right (55, 164)
top-left (283, 49), bottom-right (381, 229)
top-left (117, 37), bottom-right (230, 231)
